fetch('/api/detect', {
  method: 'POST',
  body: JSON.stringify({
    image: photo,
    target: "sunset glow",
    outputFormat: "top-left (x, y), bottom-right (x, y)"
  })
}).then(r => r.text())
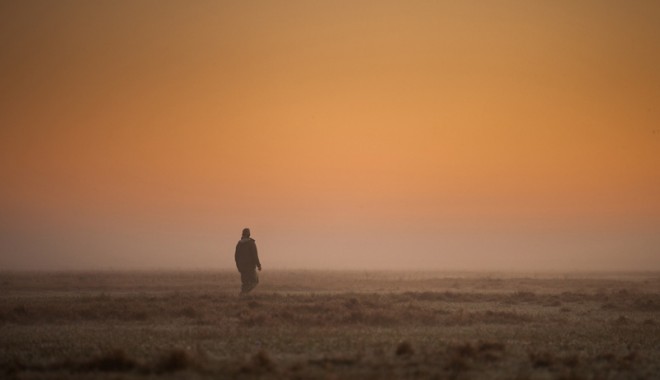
top-left (1, 1), bottom-right (658, 270)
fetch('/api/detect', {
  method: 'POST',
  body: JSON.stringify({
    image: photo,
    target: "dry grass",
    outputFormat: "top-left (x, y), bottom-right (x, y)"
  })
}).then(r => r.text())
top-left (1, 270), bottom-right (659, 379)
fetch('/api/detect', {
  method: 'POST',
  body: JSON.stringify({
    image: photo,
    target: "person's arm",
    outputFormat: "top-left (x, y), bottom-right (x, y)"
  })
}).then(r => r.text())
top-left (235, 243), bottom-right (241, 271)
top-left (253, 241), bottom-right (262, 271)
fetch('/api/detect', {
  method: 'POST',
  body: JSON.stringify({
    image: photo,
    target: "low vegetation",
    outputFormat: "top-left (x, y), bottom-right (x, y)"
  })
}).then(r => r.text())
top-left (1, 270), bottom-right (659, 379)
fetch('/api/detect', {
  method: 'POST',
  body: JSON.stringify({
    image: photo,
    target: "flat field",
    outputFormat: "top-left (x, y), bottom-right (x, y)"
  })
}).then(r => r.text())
top-left (1, 270), bottom-right (659, 379)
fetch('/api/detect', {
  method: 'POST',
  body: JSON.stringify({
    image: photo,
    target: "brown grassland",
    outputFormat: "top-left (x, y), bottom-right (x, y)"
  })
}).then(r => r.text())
top-left (1, 270), bottom-right (659, 379)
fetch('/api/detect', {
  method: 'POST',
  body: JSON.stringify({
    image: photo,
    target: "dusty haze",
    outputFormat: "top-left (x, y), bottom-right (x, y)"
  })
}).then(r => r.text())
top-left (1, 1), bottom-right (659, 271)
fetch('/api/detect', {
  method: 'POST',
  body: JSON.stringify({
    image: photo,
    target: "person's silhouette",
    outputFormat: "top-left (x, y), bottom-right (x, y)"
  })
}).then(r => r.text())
top-left (235, 228), bottom-right (262, 294)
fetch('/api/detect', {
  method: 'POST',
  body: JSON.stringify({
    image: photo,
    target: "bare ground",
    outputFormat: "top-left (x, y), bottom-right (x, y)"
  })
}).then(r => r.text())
top-left (1, 270), bottom-right (659, 379)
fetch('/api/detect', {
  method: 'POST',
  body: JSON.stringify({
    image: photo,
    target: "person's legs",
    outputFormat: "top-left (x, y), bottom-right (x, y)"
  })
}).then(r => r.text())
top-left (240, 271), bottom-right (250, 294)
top-left (240, 270), bottom-right (259, 294)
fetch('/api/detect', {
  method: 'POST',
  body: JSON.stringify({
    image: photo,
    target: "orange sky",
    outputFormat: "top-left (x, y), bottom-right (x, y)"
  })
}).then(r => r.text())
top-left (1, 1), bottom-right (659, 270)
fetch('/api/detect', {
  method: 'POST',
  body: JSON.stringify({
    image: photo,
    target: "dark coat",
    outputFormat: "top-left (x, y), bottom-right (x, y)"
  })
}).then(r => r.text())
top-left (235, 238), bottom-right (261, 272)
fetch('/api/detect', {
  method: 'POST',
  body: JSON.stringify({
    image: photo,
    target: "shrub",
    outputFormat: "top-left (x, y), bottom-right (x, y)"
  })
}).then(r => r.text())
top-left (82, 349), bottom-right (138, 372)
top-left (241, 350), bottom-right (276, 373)
top-left (155, 349), bottom-right (195, 373)
top-left (395, 341), bottom-right (414, 356)
top-left (529, 352), bottom-right (554, 368)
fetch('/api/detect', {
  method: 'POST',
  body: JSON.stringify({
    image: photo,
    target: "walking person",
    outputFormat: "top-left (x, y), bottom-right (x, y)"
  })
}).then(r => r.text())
top-left (235, 228), bottom-right (262, 295)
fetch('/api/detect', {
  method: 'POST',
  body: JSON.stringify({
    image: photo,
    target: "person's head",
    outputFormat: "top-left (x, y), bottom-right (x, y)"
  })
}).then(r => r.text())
top-left (242, 228), bottom-right (251, 238)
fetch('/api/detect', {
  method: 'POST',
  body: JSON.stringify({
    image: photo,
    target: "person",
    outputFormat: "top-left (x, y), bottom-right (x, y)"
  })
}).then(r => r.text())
top-left (235, 227), bottom-right (262, 294)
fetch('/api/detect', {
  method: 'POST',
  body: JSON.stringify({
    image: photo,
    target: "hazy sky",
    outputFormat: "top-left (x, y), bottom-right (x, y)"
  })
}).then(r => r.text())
top-left (1, 0), bottom-right (659, 271)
